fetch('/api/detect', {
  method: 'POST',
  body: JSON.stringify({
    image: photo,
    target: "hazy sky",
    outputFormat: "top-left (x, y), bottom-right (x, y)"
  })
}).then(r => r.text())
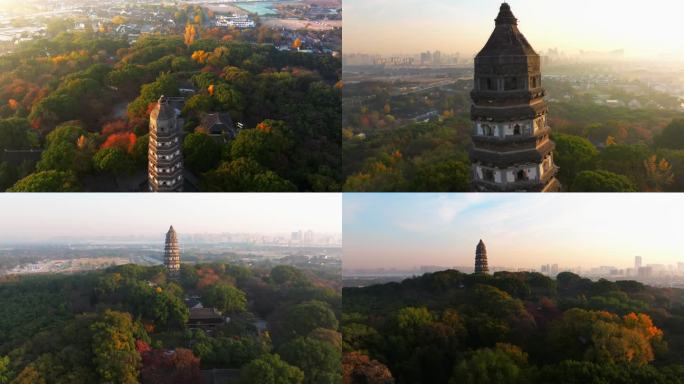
top-left (343, 0), bottom-right (684, 59)
top-left (0, 194), bottom-right (341, 242)
top-left (344, 194), bottom-right (684, 270)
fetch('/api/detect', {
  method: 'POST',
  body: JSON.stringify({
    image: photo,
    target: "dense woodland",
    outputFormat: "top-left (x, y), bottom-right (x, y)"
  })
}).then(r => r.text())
top-left (0, 263), bottom-right (341, 383)
top-left (342, 270), bottom-right (684, 384)
top-left (0, 17), bottom-right (341, 191)
top-left (342, 79), bottom-right (684, 192)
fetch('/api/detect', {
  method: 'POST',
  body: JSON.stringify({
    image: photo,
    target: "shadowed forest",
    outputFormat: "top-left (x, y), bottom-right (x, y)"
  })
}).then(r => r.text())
top-left (343, 270), bottom-right (684, 384)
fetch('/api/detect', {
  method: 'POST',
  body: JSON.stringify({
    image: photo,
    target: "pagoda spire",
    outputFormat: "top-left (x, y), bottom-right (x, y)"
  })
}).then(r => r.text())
top-left (495, 2), bottom-right (518, 25)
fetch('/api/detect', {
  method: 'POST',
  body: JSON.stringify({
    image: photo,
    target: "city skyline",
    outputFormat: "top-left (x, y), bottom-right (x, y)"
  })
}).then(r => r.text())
top-left (343, 0), bottom-right (684, 59)
top-left (0, 194), bottom-right (341, 242)
top-left (343, 193), bottom-right (684, 270)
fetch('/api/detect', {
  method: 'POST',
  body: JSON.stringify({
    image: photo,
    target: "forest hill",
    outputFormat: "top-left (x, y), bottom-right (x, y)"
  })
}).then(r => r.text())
top-left (342, 269), bottom-right (684, 384)
top-left (0, 262), bottom-right (341, 383)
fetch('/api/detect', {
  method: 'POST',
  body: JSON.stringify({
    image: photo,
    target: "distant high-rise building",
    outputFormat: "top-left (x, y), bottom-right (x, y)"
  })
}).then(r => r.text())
top-left (475, 239), bottom-right (489, 274)
top-left (470, 3), bottom-right (560, 192)
top-left (420, 51), bottom-right (432, 65)
top-left (551, 264), bottom-right (559, 276)
top-left (164, 225), bottom-right (181, 277)
top-left (303, 230), bottom-right (314, 244)
top-left (432, 50), bottom-right (442, 65)
top-left (638, 266), bottom-right (653, 278)
top-left (149, 95), bottom-right (183, 192)
top-left (635, 256), bottom-right (642, 270)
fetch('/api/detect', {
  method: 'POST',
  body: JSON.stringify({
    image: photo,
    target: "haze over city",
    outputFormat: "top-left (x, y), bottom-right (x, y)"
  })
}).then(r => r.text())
top-left (0, 193), bottom-right (342, 242)
top-left (343, 193), bottom-right (684, 271)
top-left (343, 0), bottom-right (684, 59)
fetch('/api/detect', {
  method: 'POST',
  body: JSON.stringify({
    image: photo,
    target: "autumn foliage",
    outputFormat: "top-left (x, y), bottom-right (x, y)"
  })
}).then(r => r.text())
top-left (101, 132), bottom-right (137, 153)
top-left (184, 24), bottom-right (197, 46)
top-left (101, 120), bottom-right (129, 136)
top-left (343, 352), bottom-right (393, 384)
top-left (196, 267), bottom-right (220, 289)
top-left (140, 347), bottom-right (202, 384)
top-left (256, 121), bottom-right (273, 133)
top-left (191, 50), bottom-right (210, 64)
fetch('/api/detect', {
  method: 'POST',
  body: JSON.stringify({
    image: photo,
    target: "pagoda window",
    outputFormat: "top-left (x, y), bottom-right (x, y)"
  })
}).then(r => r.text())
top-left (480, 78), bottom-right (496, 91)
top-left (482, 124), bottom-right (494, 136)
top-left (516, 169), bottom-right (529, 181)
top-left (504, 77), bottom-right (518, 90)
top-left (483, 169), bottom-right (495, 182)
top-left (513, 124), bottom-right (521, 135)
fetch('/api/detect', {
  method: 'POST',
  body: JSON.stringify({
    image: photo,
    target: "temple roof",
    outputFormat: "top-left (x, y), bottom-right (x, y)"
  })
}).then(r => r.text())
top-left (476, 3), bottom-right (537, 58)
top-left (199, 112), bottom-right (235, 136)
top-left (189, 307), bottom-right (223, 321)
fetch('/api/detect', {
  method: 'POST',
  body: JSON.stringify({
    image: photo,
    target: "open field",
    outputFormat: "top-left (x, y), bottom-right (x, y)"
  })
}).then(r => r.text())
top-left (262, 17), bottom-right (340, 30)
top-left (5, 257), bottom-right (135, 275)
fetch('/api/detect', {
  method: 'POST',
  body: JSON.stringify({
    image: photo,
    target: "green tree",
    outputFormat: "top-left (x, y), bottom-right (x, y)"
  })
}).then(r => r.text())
top-left (90, 310), bottom-right (141, 384)
top-left (45, 122), bottom-right (87, 147)
top-left (450, 344), bottom-right (529, 384)
top-left (596, 144), bottom-right (649, 187)
top-left (202, 158), bottom-right (296, 191)
top-left (410, 160), bottom-right (470, 191)
top-left (270, 265), bottom-right (306, 285)
top-left (201, 283), bottom-right (247, 313)
top-left (654, 118), bottom-right (684, 149)
top-left (230, 120), bottom-right (293, 174)
top-left (127, 73), bottom-right (179, 118)
top-left (183, 132), bottom-right (222, 173)
top-left (213, 83), bottom-right (243, 112)
top-left (222, 66), bottom-right (252, 89)
top-left (553, 133), bottom-right (598, 185)
top-left (182, 94), bottom-right (214, 115)
top-left (0, 118), bottom-right (34, 151)
top-left (193, 335), bottom-right (267, 368)
top-left (279, 337), bottom-right (342, 384)
top-left (281, 301), bottom-right (338, 340)
top-left (239, 354), bottom-right (304, 384)
top-left (28, 94), bottom-right (79, 129)
top-left (106, 64), bottom-right (146, 93)
top-left (571, 170), bottom-right (637, 192)
top-left (93, 147), bottom-right (133, 174)
top-left (132, 134), bottom-right (149, 165)
top-left (8, 170), bottom-right (79, 192)
top-left (191, 72), bottom-right (220, 90)
top-left (396, 307), bottom-right (434, 331)
top-left (0, 356), bottom-right (9, 384)
top-left (36, 141), bottom-right (77, 172)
